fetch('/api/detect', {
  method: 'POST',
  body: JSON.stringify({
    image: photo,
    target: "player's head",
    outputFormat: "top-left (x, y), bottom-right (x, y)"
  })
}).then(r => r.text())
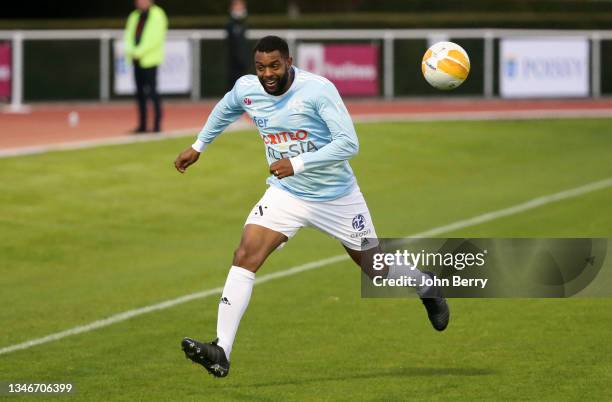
top-left (135, 0), bottom-right (152, 11)
top-left (253, 36), bottom-right (293, 96)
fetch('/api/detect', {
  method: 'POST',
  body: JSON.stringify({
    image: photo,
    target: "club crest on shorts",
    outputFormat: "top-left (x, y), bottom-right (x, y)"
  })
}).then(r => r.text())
top-left (352, 214), bottom-right (366, 231)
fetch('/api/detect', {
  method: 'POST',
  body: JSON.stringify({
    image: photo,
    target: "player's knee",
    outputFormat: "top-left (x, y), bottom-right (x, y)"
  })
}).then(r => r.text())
top-left (233, 246), bottom-right (263, 270)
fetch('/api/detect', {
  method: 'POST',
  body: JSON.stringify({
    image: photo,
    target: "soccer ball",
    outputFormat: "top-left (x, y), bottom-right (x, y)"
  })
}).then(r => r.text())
top-left (421, 41), bottom-right (470, 90)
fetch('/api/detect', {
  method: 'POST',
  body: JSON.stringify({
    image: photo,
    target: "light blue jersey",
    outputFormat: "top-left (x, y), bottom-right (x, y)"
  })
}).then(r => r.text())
top-left (196, 67), bottom-right (359, 201)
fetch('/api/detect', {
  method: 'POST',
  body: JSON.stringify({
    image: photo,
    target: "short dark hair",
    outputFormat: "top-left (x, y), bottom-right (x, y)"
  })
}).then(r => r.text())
top-left (253, 36), bottom-right (290, 59)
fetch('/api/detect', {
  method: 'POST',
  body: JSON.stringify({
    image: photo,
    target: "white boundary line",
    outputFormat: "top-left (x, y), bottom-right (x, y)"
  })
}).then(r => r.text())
top-left (1, 176), bottom-right (611, 356)
top-left (0, 121), bottom-right (245, 159)
top-left (353, 109), bottom-right (612, 123)
top-left (1, 108), bottom-right (611, 159)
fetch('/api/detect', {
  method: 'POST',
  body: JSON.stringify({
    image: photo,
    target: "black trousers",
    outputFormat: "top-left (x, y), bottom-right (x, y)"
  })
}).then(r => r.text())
top-left (134, 65), bottom-right (162, 132)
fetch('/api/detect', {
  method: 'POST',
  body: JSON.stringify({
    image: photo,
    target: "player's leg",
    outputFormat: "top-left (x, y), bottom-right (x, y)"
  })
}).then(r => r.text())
top-left (308, 186), bottom-right (449, 331)
top-left (342, 243), bottom-right (388, 279)
top-left (182, 224), bottom-right (286, 377)
top-left (232, 223), bottom-right (287, 272)
top-left (183, 186), bottom-right (305, 377)
top-left (343, 244), bottom-right (430, 295)
top-left (301, 185), bottom-right (430, 290)
top-left (343, 244), bottom-right (449, 331)
top-left (215, 223), bottom-right (286, 357)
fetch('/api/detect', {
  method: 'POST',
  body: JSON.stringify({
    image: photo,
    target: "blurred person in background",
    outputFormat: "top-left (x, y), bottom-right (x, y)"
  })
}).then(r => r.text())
top-left (124, 0), bottom-right (168, 133)
top-left (226, 0), bottom-right (249, 91)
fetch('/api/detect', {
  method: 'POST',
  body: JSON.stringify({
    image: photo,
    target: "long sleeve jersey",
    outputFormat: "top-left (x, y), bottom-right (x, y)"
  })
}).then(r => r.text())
top-left (196, 67), bottom-right (359, 201)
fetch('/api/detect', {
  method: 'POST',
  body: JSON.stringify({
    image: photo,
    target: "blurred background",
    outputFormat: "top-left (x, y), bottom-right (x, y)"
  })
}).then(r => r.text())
top-left (1, 0), bottom-right (612, 105)
top-left (5, 0), bottom-right (612, 28)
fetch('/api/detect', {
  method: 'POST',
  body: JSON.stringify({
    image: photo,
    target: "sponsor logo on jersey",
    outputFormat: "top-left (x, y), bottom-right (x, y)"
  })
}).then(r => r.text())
top-left (261, 130), bottom-right (309, 145)
top-left (266, 141), bottom-right (319, 160)
top-left (253, 116), bottom-right (269, 128)
top-left (243, 97), bottom-right (252, 105)
top-left (261, 130), bottom-right (321, 160)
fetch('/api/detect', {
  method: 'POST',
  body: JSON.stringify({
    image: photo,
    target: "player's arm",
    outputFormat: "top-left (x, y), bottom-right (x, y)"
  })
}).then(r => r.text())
top-left (175, 85), bottom-right (244, 173)
top-left (290, 82), bottom-right (359, 175)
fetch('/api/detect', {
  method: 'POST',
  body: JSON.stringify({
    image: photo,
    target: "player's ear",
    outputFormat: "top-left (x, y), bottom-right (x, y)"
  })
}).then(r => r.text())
top-left (286, 56), bottom-right (293, 68)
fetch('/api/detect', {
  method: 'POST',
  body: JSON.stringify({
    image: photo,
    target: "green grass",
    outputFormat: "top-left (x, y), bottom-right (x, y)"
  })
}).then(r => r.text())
top-left (0, 119), bottom-right (611, 401)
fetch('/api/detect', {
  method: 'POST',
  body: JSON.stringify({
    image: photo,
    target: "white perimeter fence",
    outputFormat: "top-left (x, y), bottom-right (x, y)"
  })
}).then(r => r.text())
top-left (1, 28), bottom-right (611, 111)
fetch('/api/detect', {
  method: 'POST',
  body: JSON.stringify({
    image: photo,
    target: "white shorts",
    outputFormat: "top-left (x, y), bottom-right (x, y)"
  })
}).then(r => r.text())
top-left (244, 185), bottom-right (378, 251)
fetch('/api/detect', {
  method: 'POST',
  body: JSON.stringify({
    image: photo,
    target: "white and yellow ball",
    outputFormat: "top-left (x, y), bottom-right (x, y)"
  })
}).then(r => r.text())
top-left (421, 41), bottom-right (470, 90)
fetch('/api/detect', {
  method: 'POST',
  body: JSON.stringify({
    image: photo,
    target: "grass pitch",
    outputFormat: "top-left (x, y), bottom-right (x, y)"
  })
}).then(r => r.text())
top-left (0, 118), bottom-right (611, 401)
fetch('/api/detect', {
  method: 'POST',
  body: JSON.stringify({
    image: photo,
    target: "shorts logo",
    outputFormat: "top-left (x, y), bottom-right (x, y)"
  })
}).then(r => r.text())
top-left (220, 297), bottom-right (231, 305)
top-left (253, 204), bottom-right (267, 216)
top-left (352, 214), bottom-right (366, 231)
top-left (243, 97), bottom-right (252, 105)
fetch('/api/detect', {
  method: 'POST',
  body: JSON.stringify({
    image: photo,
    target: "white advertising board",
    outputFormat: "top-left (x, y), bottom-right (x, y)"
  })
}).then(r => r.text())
top-left (114, 39), bottom-right (191, 95)
top-left (499, 38), bottom-right (589, 98)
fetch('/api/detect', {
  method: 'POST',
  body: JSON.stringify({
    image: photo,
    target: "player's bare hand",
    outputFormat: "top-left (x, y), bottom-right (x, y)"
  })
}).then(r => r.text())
top-left (174, 147), bottom-right (200, 173)
top-left (269, 158), bottom-right (294, 179)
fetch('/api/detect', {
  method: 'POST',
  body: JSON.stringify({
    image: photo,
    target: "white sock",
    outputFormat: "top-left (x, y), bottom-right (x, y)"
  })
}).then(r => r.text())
top-left (387, 263), bottom-right (431, 297)
top-left (216, 265), bottom-right (255, 361)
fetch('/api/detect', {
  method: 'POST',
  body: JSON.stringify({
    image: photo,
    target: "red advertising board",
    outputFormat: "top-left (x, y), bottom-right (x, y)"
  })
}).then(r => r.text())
top-left (0, 43), bottom-right (10, 99)
top-left (297, 43), bottom-right (379, 96)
